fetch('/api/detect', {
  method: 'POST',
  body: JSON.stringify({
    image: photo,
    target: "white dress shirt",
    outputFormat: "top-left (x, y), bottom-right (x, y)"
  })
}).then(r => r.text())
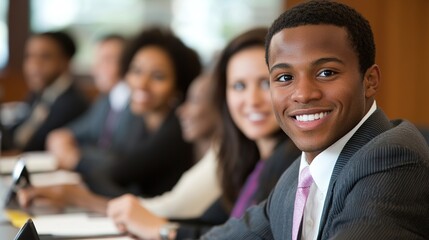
top-left (108, 81), bottom-right (130, 112)
top-left (300, 101), bottom-right (377, 240)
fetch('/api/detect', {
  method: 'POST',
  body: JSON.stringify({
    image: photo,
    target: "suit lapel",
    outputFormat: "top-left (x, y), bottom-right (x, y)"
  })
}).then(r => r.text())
top-left (95, 97), bottom-right (111, 135)
top-left (284, 166), bottom-right (299, 239)
top-left (112, 104), bottom-right (130, 144)
top-left (317, 109), bottom-right (392, 239)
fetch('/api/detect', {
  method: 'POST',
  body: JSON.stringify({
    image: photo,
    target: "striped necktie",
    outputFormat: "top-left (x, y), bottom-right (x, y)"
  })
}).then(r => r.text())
top-left (292, 166), bottom-right (313, 240)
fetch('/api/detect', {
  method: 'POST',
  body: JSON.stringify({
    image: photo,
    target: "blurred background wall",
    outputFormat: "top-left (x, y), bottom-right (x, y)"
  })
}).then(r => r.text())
top-left (0, 0), bottom-right (283, 101)
top-left (1, 0), bottom-right (429, 126)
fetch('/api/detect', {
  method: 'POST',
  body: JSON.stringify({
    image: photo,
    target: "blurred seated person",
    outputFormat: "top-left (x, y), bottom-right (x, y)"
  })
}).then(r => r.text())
top-left (46, 34), bottom-right (140, 190)
top-left (113, 71), bottom-right (222, 220)
top-left (6, 31), bottom-right (88, 152)
top-left (17, 27), bottom-right (202, 210)
top-left (74, 27), bottom-right (201, 197)
top-left (1, 121), bottom-right (13, 151)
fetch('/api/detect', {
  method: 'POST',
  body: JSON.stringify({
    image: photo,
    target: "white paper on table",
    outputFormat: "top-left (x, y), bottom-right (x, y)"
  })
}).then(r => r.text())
top-left (76, 237), bottom-right (133, 240)
top-left (30, 170), bottom-right (82, 187)
top-left (32, 213), bottom-right (123, 238)
top-left (0, 170), bottom-right (82, 190)
top-left (0, 151), bottom-right (58, 174)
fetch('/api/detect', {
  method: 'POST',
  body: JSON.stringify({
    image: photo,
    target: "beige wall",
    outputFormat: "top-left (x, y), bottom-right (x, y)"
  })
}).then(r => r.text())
top-left (285, 0), bottom-right (429, 126)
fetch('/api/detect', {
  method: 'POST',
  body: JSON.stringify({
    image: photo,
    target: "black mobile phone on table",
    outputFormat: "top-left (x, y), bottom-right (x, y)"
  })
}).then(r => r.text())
top-left (13, 218), bottom-right (40, 240)
top-left (4, 158), bottom-right (31, 208)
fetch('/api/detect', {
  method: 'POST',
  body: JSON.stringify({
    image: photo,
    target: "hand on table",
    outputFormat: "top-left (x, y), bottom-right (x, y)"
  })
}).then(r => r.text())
top-left (17, 184), bottom-right (82, 209)
top-left (46, 129), bottom-right (80, 170)
top-left (107, 194), bottom-right (169, 240)
top-left (17, 184), bottom-right (108, 214)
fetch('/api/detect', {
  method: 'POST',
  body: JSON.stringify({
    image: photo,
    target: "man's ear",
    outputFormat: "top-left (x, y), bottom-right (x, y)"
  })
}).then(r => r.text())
top-left (364, 64), bottom-right (380, 98)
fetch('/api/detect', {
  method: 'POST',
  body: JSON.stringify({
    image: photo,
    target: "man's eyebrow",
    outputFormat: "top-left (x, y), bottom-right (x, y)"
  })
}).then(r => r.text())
top-left (269, 63), bottom-right (291, 74)
top-left (312, 57), bottom-right (345, 66)
top-left (269, 57), bottom-right (345, 74)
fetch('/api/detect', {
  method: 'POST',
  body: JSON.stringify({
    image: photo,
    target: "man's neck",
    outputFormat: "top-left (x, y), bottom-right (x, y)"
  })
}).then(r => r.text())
top-left (303, 101), bottom-right (378, 165)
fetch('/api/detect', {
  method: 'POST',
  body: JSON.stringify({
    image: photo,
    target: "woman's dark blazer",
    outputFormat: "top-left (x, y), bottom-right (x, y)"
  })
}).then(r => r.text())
top-left (76, 110), bottom-right (194, 198)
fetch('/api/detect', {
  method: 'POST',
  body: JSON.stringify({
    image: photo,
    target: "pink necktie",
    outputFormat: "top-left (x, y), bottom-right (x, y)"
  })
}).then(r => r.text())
top-left (292, 166), bottom-right (313, 240)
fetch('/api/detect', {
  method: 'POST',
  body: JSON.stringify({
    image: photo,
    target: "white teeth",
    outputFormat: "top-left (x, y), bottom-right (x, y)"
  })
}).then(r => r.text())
top-left (296, 112), bottom-right (329, 122)
top-left (248, 113), bottom-right (265, 121)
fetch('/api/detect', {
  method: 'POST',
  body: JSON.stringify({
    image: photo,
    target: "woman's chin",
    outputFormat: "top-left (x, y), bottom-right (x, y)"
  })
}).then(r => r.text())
top-left (131, 104), bottom-right (150, 115)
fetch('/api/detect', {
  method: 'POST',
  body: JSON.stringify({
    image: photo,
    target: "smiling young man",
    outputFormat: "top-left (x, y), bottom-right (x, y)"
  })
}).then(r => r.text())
top-left (202, 1), bottom-right (429, 240)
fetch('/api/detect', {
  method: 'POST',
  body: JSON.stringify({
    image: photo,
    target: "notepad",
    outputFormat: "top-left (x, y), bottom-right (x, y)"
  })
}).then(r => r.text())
top-left (0, 152), bottom-right (58, 174)
top-left (32, 213), bottom-right (123, 238)
top-left (30, 170), bottom-right (81, 187)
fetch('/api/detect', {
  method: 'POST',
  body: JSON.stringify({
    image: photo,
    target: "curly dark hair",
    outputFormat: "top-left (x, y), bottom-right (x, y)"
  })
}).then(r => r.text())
top-left (36, 31), bottom-right (76, 60)
top-left (213, 27), bottom-right (287, 209)
top-left (265, 0), bottom-right (375, 76)
top-left (120, 27), bottom-right (201, 101)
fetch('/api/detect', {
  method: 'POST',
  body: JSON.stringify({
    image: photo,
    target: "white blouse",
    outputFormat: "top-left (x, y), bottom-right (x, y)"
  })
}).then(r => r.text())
top-left (140, 147), bottom-right (221, 218)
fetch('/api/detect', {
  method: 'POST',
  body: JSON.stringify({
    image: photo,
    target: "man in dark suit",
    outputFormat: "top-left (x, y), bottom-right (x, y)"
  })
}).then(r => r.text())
top-left (45, 34), bottom-right (144, 196)
top-left (7, 31), bottom-right (88, 151)
top-left (202, 1), bottom-right (429, 239)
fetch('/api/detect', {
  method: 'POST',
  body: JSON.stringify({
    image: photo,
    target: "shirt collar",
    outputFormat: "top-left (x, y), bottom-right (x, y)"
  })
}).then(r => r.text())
top-left (41, 74), bottom-right (72, 104)
top-left (299, 101), bottom-right (377, 194)
top-left (109, 81), bottom-right (131, 111)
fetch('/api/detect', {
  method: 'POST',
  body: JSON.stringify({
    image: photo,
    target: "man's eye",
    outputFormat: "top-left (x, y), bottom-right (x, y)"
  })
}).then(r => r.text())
top-left (277, 74), bottom-right (293, 82)
top-left (318, 70), bottom-right (336, 77)
top-left (232, 82), bottom-right (245, 91)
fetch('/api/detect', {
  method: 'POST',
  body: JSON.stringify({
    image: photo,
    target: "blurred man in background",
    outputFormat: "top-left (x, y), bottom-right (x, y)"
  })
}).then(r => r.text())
top-left (46, 34), bottom-right (143, 195)
top-left (7, 31), bottom-right (88, 152)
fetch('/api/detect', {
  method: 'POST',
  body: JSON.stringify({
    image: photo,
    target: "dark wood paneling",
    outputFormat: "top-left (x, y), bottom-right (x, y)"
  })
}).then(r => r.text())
top-left (0, 0), bottom-right (29, 102)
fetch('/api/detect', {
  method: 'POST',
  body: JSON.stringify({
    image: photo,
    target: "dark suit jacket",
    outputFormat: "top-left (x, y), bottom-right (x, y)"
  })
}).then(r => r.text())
top-left (68, 95), bottom-right (144, 196)
top-left (76, 110), bottom-right (194, 198)
top-left (68, 94), bottom-right (140, 150)
top-left (203, 109), bottom-right (429, 240)
top-left (9, 83), bottom-right (88, 151)
top-left (0, 121), bottom-right (13, 150)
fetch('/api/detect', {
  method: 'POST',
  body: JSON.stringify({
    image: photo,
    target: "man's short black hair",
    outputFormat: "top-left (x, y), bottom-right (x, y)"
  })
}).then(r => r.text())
top-left (36, 31), bottom-right (77, 60)
top-left (265, 0), bottom-right (375, 75)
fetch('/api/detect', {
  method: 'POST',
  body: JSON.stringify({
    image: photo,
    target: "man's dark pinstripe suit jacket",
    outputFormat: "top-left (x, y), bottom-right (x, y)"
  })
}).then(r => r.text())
top-left (203, 109), bottom-right (429, 240)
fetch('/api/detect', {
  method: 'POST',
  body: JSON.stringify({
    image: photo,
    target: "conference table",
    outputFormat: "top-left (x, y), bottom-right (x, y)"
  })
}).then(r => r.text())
top-left (0, 153), bottom-right (133, 240)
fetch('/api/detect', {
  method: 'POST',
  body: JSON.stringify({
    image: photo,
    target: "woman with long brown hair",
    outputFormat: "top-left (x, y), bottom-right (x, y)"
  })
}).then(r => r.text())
top-left (107, 27), bottom-right (300, 240)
